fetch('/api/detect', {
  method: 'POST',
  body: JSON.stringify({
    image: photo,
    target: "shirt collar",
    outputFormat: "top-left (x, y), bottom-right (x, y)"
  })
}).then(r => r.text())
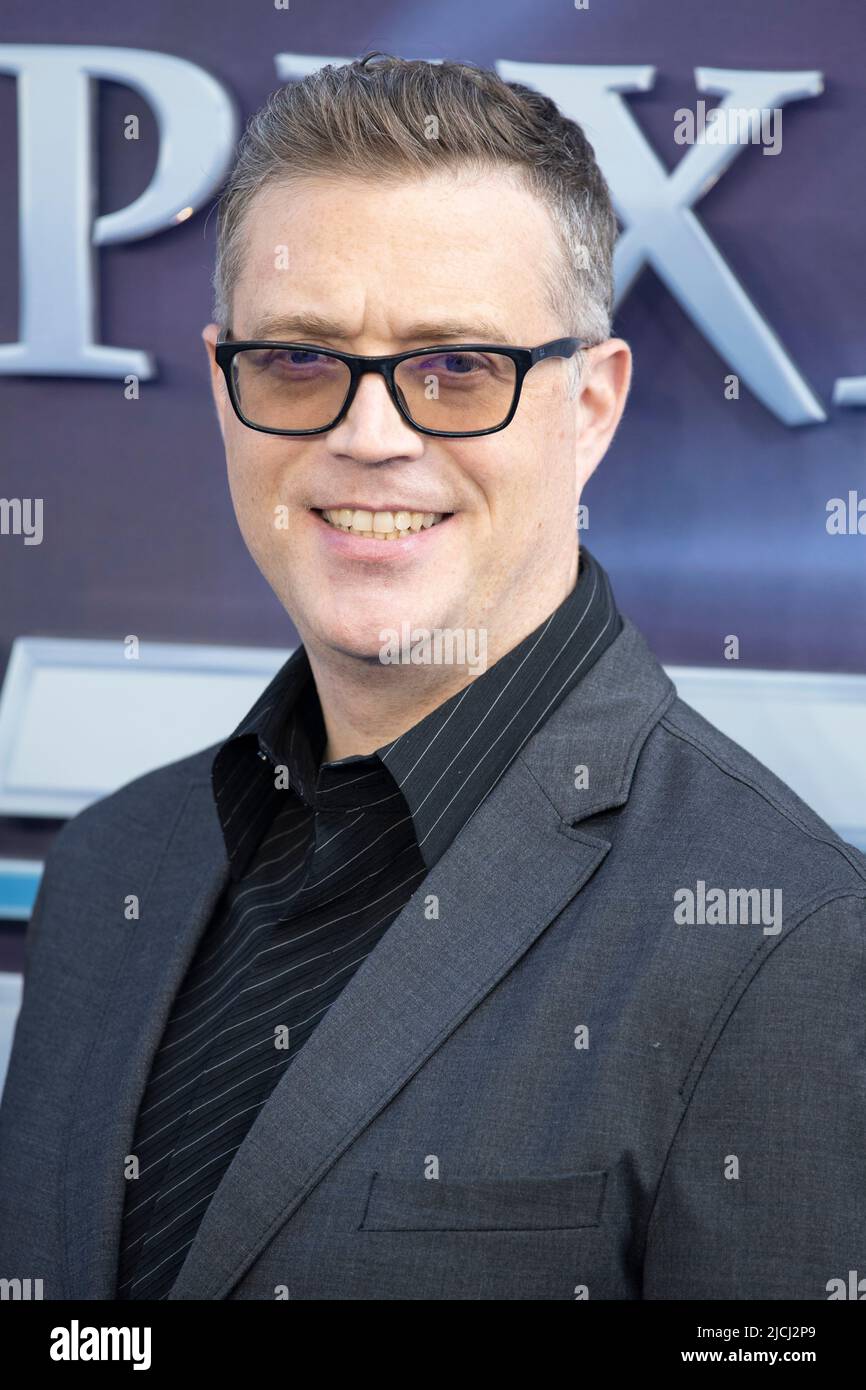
top-left (212, 544), bottom-right (620, 878)
top-left (377, 542), bottom-right (620, 865)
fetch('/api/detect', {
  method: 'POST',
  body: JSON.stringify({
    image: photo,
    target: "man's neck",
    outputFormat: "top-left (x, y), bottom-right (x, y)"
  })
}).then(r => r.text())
top-left (302, 548), bottom-right (581, 765)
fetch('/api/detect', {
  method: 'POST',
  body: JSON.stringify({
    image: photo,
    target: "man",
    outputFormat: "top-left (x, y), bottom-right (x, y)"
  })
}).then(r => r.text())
top-left (0, 52), bottom-right (864, 1302)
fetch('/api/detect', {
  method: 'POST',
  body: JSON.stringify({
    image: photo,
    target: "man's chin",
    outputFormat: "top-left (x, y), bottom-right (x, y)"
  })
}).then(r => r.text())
top-left (314, 615), bottom-right (457, 669)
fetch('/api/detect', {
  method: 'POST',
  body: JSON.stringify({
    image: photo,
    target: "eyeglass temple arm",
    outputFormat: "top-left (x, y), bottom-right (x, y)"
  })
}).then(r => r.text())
top-left (529, 337), bottom-right (585, 365)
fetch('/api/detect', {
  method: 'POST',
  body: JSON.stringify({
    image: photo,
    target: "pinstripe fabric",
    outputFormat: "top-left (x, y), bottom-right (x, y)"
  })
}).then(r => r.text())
top-left (115, 545), bottom-right (620, 1298)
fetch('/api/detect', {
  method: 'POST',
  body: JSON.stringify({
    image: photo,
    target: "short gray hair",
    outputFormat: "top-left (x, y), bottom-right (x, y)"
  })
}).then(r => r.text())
top-left (211, 52), bottom-right (617, 345)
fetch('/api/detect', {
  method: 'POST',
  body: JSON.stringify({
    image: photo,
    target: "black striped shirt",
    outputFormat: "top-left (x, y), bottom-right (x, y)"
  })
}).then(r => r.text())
top-left (115, 544), bottom-right (620, 1298)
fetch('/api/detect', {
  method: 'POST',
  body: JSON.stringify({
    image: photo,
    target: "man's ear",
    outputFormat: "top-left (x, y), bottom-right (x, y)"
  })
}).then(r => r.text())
top-left (574, 337), bottom-right (632, 491)
top-left (201, 323), bottom-right (228, 439)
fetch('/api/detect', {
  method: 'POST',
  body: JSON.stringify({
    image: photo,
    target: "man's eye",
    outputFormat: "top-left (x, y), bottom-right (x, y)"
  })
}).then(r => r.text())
top-left (286, 349), bottom-right (323, 365)
top-left (251, 349), bottom-right (328, 371)
top-left (272, 349), bottom-right (324, 366)
top-left (415, 352), bottom-right (488, 374)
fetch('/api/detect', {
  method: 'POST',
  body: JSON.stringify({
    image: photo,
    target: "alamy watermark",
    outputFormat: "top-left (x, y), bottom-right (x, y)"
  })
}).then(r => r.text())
top-left (50, 1321), bottom-right (151, 1370)
top-left (674, 880), bottom-right (782, 935)
top-left (1, 1276), bottom-right (43, 1299)
top-left (378, 624), bottom-right (488, 674)
top-left (0, 497), bottom-right (43, 545)
top-left (674, 101), bottom-right (783, 156)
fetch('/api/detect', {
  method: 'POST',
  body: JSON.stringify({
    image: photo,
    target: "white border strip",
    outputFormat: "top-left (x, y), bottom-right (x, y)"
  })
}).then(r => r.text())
top-left (0, 637), bottom-right (292, 818)
top-left (0, 638), bottom-right (863, 848)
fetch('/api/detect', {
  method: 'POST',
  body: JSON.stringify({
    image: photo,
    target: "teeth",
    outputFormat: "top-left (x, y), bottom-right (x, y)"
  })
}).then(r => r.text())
top-left (320, 507), bottom-right (447, 539)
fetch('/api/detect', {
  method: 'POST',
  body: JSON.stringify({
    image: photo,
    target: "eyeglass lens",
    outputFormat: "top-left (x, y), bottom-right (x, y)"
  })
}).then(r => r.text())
top-left (230, 347), bottom-right (519, 432)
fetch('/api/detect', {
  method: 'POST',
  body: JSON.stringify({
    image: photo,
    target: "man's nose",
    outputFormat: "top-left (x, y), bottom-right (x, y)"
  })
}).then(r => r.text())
top-left (328, 371), bottom-right (424, 458)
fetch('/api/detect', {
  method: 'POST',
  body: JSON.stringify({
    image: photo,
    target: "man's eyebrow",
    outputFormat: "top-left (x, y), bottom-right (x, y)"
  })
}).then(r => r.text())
top-left (242, 312), bottom-right (514, 344)
top-left (244, 313), bottom-right (352, 341)
top-left (399, 317), bottom-right (514, 343)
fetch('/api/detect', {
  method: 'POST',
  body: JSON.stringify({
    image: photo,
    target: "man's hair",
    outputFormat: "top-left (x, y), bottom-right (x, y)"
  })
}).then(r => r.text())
top-left (211, 52), bottom-right (617, 345)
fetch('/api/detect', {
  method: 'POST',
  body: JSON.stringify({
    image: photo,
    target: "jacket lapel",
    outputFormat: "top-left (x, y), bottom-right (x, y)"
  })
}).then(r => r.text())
top-left (168, 751), bottom-right (610, 1299)
top-left (167, 619), bottom-right (674, 1300)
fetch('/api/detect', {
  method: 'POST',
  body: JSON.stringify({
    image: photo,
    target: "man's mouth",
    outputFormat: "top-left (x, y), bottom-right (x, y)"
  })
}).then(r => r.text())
top-left (314, 507), bottom-right (453, 540)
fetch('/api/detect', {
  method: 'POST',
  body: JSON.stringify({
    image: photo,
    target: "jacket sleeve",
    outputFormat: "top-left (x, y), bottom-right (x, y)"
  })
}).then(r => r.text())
top-left (642, 891), bottom-right (866, 1300)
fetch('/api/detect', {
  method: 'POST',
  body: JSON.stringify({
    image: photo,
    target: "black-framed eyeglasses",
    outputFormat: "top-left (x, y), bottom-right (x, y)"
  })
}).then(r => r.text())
top-left (214, 332), bottom-right (590, 438)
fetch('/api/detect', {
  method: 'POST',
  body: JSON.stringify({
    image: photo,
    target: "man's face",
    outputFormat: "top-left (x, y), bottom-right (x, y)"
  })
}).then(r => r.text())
top-left (203, 167), bottom-right (629, 665)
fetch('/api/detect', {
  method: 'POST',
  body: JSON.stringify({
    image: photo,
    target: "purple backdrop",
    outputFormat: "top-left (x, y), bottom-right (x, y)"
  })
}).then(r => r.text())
top-left (0, 0), bottom-right (864, 888)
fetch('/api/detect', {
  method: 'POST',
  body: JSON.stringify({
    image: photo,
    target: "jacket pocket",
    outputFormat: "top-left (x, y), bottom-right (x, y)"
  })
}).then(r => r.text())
top-left (358, 1168), bottom-right (608, 1232)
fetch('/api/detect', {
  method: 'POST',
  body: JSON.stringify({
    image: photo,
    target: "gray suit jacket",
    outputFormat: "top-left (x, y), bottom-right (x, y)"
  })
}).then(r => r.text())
top-left (1, 616), bottom-right (864, 1300)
